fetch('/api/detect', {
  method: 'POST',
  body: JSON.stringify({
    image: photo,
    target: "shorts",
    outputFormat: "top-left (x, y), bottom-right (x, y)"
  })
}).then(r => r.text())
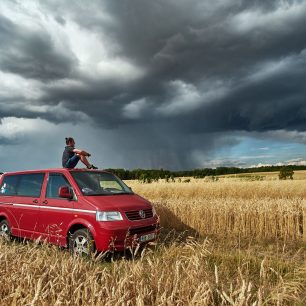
top-left (64, 155), bottom-right (80, 169)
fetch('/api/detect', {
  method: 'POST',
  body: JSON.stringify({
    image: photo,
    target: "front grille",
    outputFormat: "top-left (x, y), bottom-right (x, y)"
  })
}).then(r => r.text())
top-left (125, 208), bottom-right (153, 221)
top-left (129, 224), bottom-right (158, 235)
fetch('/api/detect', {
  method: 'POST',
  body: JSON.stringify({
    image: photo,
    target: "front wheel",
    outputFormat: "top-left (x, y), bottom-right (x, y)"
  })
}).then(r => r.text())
top-left (0, 219), bottom-right (11, 241)
top-left (69, 228), bottom-right (95, 256)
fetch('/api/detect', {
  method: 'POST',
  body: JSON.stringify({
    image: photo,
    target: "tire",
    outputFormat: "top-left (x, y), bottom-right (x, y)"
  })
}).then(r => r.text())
top-left (0, 219), bottom-right (11, 241)
top-left (69, 228), bottom-right (95, 256)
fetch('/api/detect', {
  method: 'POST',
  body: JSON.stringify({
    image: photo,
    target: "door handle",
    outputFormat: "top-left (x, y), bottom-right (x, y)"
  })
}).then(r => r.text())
top-left (42, 200), bottom-right (48, 204)
top-left (33, 199), bottom-right (38, 204)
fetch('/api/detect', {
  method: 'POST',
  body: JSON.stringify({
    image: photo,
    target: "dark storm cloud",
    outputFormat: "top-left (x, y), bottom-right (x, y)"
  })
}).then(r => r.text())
top-left (176, 50), bottom-right (306, 134)
top-left (1, 0), bottom-right (306, 169)
top-left (102, 0), bottom-right (306, 80)
top-left (0, 100), bottom-right (88, 124)
top-left (37, 0), bottom-right (306, 131)
top-left (0, 13), bottom-right (76, 81)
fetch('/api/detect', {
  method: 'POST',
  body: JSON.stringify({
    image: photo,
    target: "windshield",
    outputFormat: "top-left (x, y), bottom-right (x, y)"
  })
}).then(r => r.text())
top-left (71, 171), bottom-right (133, 196)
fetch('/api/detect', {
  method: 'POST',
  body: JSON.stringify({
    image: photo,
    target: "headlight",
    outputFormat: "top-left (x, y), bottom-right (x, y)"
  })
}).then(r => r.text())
top-left (96, 211), bottom-right (123, 221)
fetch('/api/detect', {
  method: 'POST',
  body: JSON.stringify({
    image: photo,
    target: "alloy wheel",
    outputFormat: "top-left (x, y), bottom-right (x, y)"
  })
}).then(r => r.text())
top-left (73, 235), bottom-right (90, 256)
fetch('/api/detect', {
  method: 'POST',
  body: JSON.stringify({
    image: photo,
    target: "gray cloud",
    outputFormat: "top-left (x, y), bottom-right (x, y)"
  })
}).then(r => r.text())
top-left (0, 136), bottom-right (21, 145)
top-left (0, 13), bottom-right (76, 81)
top-left (0, 0), bottom-right (306, 169)
top-left (40, 0), bottom-right (306, 129)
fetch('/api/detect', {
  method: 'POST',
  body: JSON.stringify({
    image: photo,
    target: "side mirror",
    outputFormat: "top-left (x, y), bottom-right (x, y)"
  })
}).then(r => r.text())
top-left (58, 186), bottom-right (73, 199)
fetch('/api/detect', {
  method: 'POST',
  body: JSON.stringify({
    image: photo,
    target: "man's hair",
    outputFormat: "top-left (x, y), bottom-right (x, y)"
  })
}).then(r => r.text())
top-left (65, 137), bottom-right (74, 145)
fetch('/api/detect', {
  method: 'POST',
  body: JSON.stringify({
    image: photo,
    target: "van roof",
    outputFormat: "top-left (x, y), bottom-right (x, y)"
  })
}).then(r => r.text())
top-left (1, 168), bottom-right (109, 176)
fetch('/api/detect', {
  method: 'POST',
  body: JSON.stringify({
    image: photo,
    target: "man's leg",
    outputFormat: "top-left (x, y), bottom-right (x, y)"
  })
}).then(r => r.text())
top-left (64, 155), bottom-right (80, 169)
top-left (65, 155), bottom-right (97, 169)
top-left (77, 154), bottom-right (92, 168)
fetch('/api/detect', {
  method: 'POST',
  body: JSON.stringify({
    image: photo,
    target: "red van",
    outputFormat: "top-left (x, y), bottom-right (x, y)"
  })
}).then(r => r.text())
top-left (0, 169), bottom-right (159, 255)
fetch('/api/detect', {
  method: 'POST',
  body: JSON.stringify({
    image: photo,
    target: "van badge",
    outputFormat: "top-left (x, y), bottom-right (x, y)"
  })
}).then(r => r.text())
top-left (139, 210), bottom-right (146, 219)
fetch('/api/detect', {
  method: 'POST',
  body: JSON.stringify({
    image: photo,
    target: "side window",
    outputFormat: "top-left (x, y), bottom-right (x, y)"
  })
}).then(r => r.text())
top-left (17, 174), bottom-right (45, 197)
top-left (0, 175), bottom-right (19, 196)
top-left (46, 174), bottom-right (72, 198)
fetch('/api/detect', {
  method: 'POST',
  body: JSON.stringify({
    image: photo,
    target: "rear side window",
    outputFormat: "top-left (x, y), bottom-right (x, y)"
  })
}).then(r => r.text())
top-left (46, 173), bottom-right (72, 198)
top-left (0, 173), bottom-right (44, 197)
top-left (16, 174), bottom-right (45, 197)
top-left (0, 175), bottom-right (19, 196)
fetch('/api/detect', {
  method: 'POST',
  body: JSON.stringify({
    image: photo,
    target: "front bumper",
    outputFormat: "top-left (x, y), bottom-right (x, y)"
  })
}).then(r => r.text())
top-left (94, 217), bottom-right (160, 251)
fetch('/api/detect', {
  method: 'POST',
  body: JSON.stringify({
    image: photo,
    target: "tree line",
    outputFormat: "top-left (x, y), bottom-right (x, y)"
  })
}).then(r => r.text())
top-left (105, 165), bottom-right (305, 180)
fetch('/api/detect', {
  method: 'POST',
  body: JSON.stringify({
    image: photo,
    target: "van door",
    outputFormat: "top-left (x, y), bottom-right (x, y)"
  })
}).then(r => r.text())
top-left (11, 173), bottom-right (45, 239)
top-left (39, 173), bottom-right (76, 246)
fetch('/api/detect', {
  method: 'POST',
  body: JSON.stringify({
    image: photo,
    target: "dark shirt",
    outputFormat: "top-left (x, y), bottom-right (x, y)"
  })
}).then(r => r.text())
top-left (62, 146), bottom-right (75, 167)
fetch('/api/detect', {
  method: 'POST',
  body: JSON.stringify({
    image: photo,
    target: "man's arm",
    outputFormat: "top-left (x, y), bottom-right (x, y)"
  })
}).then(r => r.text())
top-left (73, 148), bottom-right (91, 156)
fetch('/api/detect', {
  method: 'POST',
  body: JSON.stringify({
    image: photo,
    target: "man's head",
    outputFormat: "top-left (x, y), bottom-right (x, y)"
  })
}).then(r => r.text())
top-left (65, 137), bottom-right (75, 147)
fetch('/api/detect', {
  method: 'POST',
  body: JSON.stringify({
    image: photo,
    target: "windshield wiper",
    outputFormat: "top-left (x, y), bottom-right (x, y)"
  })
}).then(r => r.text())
top-left (83, 191), bottom-right (133, 196)
top-left (84, 193), bottom-right (109, 196)
top-left (115, 192), bottom-right (133, 195)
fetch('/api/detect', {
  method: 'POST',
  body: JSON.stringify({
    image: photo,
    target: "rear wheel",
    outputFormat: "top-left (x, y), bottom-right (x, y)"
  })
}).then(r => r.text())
top-left (0, 220), bottom-right (11, 241)
top-left (69, 228), bottom-right (95, 256)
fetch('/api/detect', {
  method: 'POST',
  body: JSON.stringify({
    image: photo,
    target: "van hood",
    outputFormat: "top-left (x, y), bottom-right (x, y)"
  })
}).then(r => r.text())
top-left (82, 194), bottom-right (152, 211)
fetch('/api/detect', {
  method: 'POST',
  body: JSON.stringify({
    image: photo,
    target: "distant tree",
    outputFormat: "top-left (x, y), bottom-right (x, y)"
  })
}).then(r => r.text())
top-left (145, 176), bottom-right (152, 184)
top-left (138, 173), bottom-right (145, 183)
top-left (279, 167), bottom-right (294, 180)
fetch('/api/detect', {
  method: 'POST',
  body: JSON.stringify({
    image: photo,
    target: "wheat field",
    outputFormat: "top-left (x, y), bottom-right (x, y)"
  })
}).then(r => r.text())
top-left (0, 178), bottom-right (306, 305)
top-left (129, 179), bottom-right (306, 241)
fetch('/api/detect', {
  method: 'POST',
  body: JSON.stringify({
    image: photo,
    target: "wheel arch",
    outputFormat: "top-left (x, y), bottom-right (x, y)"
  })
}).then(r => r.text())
top-left (0, 213), bottom-right (10, 224)
top-left (66, 219), bottom-right (97, 246)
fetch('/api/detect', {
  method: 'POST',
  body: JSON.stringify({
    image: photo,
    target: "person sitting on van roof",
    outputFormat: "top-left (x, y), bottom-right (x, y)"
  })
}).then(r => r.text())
top-left (62, 137), bottom-right (98, 169)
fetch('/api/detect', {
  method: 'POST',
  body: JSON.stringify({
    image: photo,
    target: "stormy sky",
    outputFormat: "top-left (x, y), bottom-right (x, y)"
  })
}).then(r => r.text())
top-left (1, 0), bottom-right (306, 171)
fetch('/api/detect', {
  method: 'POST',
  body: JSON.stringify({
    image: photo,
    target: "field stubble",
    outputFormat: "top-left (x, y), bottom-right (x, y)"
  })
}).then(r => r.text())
top-left (0, 179), bottom-right (305, 305)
